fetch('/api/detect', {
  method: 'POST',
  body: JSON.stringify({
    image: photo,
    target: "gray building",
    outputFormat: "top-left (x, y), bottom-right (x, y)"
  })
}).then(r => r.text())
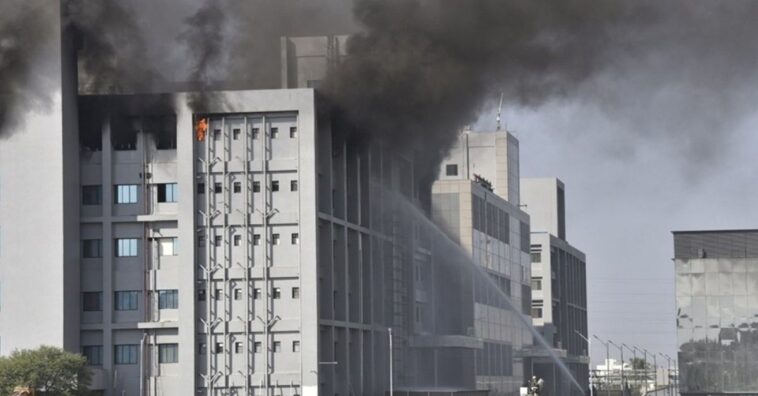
top-left (673, 229), bottom-right (758, 396)
top-left (432, 129), bottom-right (534, 395)
top-left (0, 13), bottom-right (498, 396)
top-left (521, 178), bottom-right (589, 396)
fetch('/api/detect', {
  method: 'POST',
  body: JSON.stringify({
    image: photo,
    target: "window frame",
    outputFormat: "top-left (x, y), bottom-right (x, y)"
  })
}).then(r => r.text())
top-left (114, 185), bottom-right (138, 204)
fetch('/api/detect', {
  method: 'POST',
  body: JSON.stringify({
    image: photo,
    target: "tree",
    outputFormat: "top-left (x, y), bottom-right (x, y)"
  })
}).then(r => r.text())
top-left (630, 357), bottom-right (649, 370)
top-left (0, 346), bottom-right (91, 395)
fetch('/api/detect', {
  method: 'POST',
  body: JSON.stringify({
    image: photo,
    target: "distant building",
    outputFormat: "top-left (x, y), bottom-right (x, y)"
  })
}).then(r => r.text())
top-left (673, 229), bottom-right (758, 396)
top-left (432, 129), bottom-right (534, 395)
top-left (521, 178), bottom-right (589, 396)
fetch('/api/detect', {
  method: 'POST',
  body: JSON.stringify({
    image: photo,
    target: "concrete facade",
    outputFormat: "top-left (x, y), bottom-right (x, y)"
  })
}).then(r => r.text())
top-left (521, 178), bottom-right (589, 396)
top-left (432, 130), bottom-right (534, 395)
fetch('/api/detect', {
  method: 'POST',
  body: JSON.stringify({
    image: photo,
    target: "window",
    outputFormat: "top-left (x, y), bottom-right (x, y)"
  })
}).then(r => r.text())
top-left (199, 343), bottom-right (207, 354)
top-left (233, 128), bottom-right (241, 140)
top-left (531, 251), bottom-right (542, 263)
top-left (114, 345), bottom-right (138, 364)
top-left (253, 288), bottom-right (261, 299)
top-left (157, 183), bottom-right (178, 203)
top-left (159, 238), bottom-right (178, 256)
top-left (214, 289), bottom-right (222, 300)
top-left (530, 278), bottom-right (542, 291)
top-left (233, 235), bottom-right (241, 246)
top-left (158, 344), bottom-right (178, 363)
top-left (273, 341), bottom-right (281, 352)
top-left (290, 127), bottom-right (298, 138)
top-left (198, 289), bottom-right (207, 301)
top-left (215, 342), bottom-right (224, 354)
top-left (82, 185), bottom-right (102, 205)
top-left (292, 341), bottom-right (300, 352)
top-left (82, 239), bottom-right (102, 258)
top-left (114, 291), bottom-right (139, 311)
top-left (197, 183), bottom-right (205, 194)
top-left (253, 182), bottom-right (261, 192)
top-left (291, 233), bottom-right (299, 245)
top-left (531, 307), bottom-right (543, 318)
top-left (214, 236), bottom-right (222, 247)
top-left (272, 234), bottom-right (280, 245)
top-left (445, 164), bottom-right (458, 176)
top-left (271, 181), bottom-right (279, 192)
top-left (290, 180), bottom-right (298, 191)
top-left (115, 238), bottom-right (138, 257)
top-left (253, 234), bottom-right (261, 246)
top-left (214, 183), bottom-right (222, 194)
top-left (235, 342), bottom-right (243, 354)
top-left (233, 182), bottom-right (241, 193)
top-left (254, 342), bottom-right (262, 353)
top-left (292, 287), bottom-right (300, 299)
top-left (213, 129), bottom-right (221, 140)
top-left (273, 287), bottom-right (281, 299)
top-left (271, 127), bottom-right (279, 138)
top-left (234, 288), bottom-right (242, 300)
top-left (82, 292), bottom-right (102, 312)
top-left (159, 290), bottom-right (178, 309)
top-left (197, 234), bottom-right (206, 247)
top-left (115, 185), bottom-right (138, 204)
top-left (82, 345), bottom-right (103, 365)
top-left (252, 128), bottom-right (260, 139)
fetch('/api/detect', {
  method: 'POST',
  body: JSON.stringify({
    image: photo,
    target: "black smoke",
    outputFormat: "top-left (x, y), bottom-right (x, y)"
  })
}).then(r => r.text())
top-left (179, 1), bottom-right (226, 113)
top-left (0, 1), bottom-right (58, 137)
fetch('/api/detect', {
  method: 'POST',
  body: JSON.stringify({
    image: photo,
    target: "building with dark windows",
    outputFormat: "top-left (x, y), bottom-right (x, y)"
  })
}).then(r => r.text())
top-left (521, 178), bottom-right (589, 396)
top-left (673, 229), bottom-right (758, 396)
top-left (432, 129), bottom-right (534, 395)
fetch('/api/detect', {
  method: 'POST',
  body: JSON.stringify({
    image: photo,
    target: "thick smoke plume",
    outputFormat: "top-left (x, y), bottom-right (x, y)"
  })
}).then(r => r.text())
top-left (0, 1), bottom-right (58, 137)
top-left (179, 1), bottom-right (226, 113)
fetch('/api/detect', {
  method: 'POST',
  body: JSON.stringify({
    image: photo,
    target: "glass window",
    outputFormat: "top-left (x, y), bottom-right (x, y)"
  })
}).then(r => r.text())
top-left (114, 345), bottom-right (138, 364)
top-left (530, 278), bottom-right (542, 291)
top-left (253, 288), bottom-right (261, 299)
top-left (273, 288), bottom-right (281, 299)
top-left (157, 183), bottom-right (178, 203)
top-left (252, 128), bottom-right (260, 139)
top-left (198, 289), bottom-right (206, 301)
top-left (82, 239), bottom-right (103, 258)
top-left (215, 342), bottom-right (224, 353)
top-left (159, 238), bottom-right (178, 256)
top-left (235, 342), bottom-right (243, 354)
top-left (158, 344), bottom-right (178, 363)
top-left (115, 185), bottom-right (138, 204)
top-left (82, 185), bottom-right (102, 205)
top-left (290, 126), bottom-right (297, 138)
top-left (213, 129), bottom-right (221, 140)
top-left (214, 183), bottom-right (222, 193)
top-left (253, 182), bottom-right (261, 193)
top-left (292, 287), bottom-right (300, 299)
top-left (253, 234), bottom-right (261, 245)
top-left (291, 180), bottom-right (298, 191)
top-left (271, 127), bottom-right (279, 138)
top-left (292, 341), bottom-right (300, 352)
top-left (214, 236), bottom-right (222, 247)
top-left (82, 292), bottom-right (102, 312)
top-left (233, 235), bottom-right (241, 246)
top-left (273, 341), bottom-right (281, 352)
top-left (158, 290), bottom-right (178, 309)
top-left (272, 181), bottom-right (279, 192)
top-left (82, 345), bottom-right (103, 365)
top-left (531, 307), bottom-right (543, 318)
top-left (197, 183), bottom-right (205, 194)
top-left (233, 182), bottom-right (241, 193)
top-left (445, 164), bottom-right (458, 176)
top-left (291, 233), bottom-right (299, 245)
top-left (233, 288), bottom-right (242, 300)
top-left (115, 238), bottom-right (138, 257)
top-left (272, 234), bottom-right (280, 245)
top-left (232, 128), bottom-right (241, 140)
top-left (114, 291), bottom-right (139, 311)
top-left (254, 342), bottom-right (262, 352)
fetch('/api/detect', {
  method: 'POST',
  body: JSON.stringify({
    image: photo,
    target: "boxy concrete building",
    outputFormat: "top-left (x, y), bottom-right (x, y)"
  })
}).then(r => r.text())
top-left (432, 129), bottom-right (534, 395)
top-left (521, 178), bottom-right (589, 396)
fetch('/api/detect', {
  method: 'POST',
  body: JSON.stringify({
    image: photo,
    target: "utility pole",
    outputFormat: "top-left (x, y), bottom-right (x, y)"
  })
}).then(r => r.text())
top-left (609, 340), bottom-right (624, 395)
top-left (593, 336), bottom-right (611, 396)
top-left (389, 328), bottom-right (394, 396)
top-left (575, 330), bottom-right (593, 396)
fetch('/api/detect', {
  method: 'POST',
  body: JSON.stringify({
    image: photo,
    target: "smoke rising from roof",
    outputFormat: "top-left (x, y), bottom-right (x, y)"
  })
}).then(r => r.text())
top-left (0, 1), bottom-right (58, 138)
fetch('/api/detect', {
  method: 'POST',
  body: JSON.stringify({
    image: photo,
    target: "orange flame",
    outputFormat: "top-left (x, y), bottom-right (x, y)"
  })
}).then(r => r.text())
top-left (196, 118), bottom-right (208, 141)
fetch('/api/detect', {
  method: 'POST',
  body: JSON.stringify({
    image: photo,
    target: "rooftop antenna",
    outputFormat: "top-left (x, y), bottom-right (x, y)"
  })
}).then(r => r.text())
top-left (496, 92), bottom-right (504, 131)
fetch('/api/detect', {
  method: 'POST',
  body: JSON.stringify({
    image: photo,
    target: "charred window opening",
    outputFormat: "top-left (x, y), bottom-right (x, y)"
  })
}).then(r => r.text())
top-left (144, 115), bottom-right (177, 150)
top-left (111, 116), bottom-right (138, 151)
top-left (79, 112), bottom-right (103, 151)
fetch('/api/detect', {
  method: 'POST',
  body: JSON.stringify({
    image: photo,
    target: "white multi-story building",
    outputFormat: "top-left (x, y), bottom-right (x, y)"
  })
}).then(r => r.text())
top-left (0, 10), bottom-right (495, 396)
top-left (432, 129), bottom-right (534, 395)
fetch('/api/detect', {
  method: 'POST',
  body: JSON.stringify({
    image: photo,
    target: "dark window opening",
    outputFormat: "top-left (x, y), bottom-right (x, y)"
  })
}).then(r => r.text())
top-left (446, 164), bottom-right (458, 176)
top-left (144, 116), bottom-right (177, 150)
top-left (112, 117), bottom-right (138, 151)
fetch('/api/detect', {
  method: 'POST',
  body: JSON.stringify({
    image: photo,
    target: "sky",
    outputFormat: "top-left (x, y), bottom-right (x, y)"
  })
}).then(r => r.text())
top-left (478, 98), bottom-right (758, 365)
